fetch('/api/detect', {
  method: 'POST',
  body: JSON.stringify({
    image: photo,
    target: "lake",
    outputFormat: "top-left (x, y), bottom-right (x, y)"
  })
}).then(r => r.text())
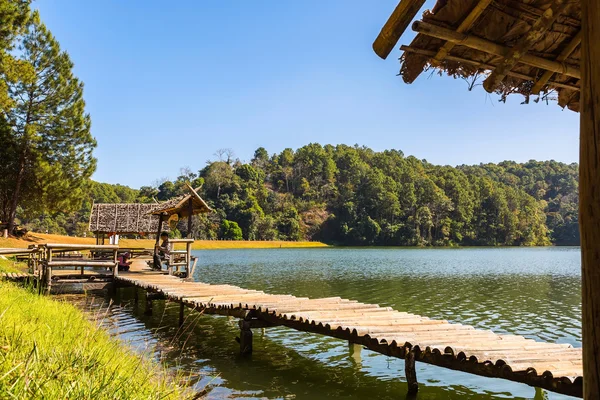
top-left (93, 247), bottom-right (581, 399)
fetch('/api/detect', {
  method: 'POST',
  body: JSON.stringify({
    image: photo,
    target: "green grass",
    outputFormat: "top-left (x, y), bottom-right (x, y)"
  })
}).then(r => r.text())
top-left (0, 258), bottom-right (27, 273)
top-left (0, 281), bottom-right (190, 399)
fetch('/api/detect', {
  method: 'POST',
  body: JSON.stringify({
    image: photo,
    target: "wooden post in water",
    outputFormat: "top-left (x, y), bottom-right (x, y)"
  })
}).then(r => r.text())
top-left (405, 347), bottom-right (418, 394)
top-left (238, 320), bottom-right (253, 355)
top-left (580, 1), bottom-right (600, 397)
top-left (145, 293), bottom-right (153, 316)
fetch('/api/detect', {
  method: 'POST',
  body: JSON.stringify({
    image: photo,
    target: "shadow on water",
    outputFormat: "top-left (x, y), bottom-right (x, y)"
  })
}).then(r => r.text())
top-left (67, 247), bottom-right (580, 399)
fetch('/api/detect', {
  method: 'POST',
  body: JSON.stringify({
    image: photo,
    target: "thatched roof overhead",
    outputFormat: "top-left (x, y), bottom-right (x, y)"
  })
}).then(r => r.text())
top-left (150, 183), bottom-right (211, 218)
top-left (89, 203), bottom-right (167, 234)
top-left (373, 0), bottom-right (582, 111)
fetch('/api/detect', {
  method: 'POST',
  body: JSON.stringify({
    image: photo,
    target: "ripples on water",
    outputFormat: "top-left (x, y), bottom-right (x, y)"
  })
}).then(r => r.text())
top-left (71, 247), bottom-right (581, 400)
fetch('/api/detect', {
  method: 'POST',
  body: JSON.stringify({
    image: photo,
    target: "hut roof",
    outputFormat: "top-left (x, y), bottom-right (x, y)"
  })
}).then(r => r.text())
top-left (89, 185), bottom-right (211, 233)
top-left (89, 203), bottom-right (168, 234)
top-left (149, 183), bottom-right (212, 218)
top-left (373, 0), bottom-right (582, 111)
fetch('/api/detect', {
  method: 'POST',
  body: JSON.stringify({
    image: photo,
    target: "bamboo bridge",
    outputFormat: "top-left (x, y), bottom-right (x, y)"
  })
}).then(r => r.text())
top-left (0, 243), bottom-right (583, 397)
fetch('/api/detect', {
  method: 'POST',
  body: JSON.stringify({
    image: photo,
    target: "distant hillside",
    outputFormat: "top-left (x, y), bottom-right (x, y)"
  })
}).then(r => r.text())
top-left (17, 144), bottom-right (579, 246)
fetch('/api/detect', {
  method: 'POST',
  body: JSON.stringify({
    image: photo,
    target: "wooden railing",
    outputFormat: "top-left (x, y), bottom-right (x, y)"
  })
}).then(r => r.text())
top-left (166, 239), bottom-right (194, 276)
top-left (41, 244), bottom-right (119, 293)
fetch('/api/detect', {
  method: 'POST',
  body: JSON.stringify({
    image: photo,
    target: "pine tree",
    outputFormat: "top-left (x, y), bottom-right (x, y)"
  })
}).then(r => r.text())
top-left (0, 0), bottom-right (31, 111)
top-left (1, 11), bottom-right (96, 233)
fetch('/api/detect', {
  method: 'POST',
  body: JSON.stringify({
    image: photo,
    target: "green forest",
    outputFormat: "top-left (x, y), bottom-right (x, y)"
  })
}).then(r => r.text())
top-left (18, 145), bottom-right (579, 247)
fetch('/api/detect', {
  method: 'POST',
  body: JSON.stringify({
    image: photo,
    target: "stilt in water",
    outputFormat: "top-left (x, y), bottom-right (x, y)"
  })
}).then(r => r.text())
top-left (144, 294), bottom-right (153, 316)
top-left (238, 320), bottom-right (253, 355)
top-left (405, 347), bottom-right (418, 395)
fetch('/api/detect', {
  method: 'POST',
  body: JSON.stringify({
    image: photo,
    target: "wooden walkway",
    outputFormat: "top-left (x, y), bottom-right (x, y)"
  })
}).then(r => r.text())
top-left (0, 272), bottom-right (35, 281)
top-left (116, 265), bottom-right (583, 398)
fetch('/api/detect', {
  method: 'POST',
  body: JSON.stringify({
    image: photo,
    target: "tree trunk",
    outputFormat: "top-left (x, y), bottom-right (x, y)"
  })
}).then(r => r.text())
top-left (580, 1), bottom-right (600, 398)
top-left (7, 153), bottom-right (26, 234)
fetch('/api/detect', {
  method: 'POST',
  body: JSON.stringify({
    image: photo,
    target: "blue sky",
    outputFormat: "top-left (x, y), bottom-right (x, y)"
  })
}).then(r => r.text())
top-left (35, 0), bottom-right (579, 188)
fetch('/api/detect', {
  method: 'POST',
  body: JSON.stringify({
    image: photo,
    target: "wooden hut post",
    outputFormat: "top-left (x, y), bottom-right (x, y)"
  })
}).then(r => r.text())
top-left (187, 198), bottom-right (193, 238)
top-left (580, 1), bottom-right (600, 397)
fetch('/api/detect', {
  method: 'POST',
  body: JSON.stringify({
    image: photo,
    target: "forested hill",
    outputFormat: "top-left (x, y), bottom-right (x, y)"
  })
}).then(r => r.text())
top-left (20, 144), bottom-right (579, 246)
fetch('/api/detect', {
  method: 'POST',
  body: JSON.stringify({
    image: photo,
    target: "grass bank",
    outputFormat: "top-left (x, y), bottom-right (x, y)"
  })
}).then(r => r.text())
top-left (0, 270), bottom-right (188, 399)
top-left (0, 232), bottom-right (328, 250)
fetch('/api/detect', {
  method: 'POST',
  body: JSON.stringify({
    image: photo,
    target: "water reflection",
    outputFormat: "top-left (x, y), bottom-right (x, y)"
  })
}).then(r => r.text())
top-left (73, 247), bottom-right (580, 399)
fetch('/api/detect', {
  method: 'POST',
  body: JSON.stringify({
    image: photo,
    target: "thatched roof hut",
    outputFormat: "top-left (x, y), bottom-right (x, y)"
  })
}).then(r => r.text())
top-left (89, 203), bottom-right (167, 234)
top-left (374, 0), bottom-right (581, 110)
top-left (89, 184), bottom-right (212, 235)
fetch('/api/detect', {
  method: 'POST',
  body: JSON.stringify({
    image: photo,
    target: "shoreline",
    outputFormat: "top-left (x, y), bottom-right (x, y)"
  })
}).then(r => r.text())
top-left (0, 233), bottom-right (328, 250)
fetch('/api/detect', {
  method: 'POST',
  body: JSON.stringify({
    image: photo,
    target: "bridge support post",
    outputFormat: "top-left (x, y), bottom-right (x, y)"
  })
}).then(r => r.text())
top-left (145, 295), bottom-right (153, 316)
top-left (405, 348), bottom-right (418, 395)
top-left (238, 320), bottom-right (253, 356)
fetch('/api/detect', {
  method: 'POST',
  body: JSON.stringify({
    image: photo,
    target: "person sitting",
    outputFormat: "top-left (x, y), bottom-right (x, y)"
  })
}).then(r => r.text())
top-left (153, 232), bottom-right (170, 270)
top-left (118, 252), bottom-right (132, 271)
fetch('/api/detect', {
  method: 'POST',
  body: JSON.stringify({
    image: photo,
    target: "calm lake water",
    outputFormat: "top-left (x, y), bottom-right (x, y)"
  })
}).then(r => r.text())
top-left (83, 247), bottom-right (582, 399)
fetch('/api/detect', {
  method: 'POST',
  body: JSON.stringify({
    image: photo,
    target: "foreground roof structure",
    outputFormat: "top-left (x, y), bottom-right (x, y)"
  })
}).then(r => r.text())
top-left (374, 0), bottom-right (581, 110)
top-left (374, 1), bottom-right (600, 398)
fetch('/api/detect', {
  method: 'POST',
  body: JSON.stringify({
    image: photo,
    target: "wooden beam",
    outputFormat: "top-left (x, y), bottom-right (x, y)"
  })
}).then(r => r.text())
top-left (400, 45), bottom-right (580, 92)
top-left (412, 21), bottom-right (581, 80)
top-left (580, 0), bottom-right (600, 398)
top-left (531, 31), bottom-right (582, 94)
top-left (430, 0), bottom-right (493, 67)
top-left (373, 0), bottom-right (426, 60)
top-left (482, 0), bottom-right (571, 93)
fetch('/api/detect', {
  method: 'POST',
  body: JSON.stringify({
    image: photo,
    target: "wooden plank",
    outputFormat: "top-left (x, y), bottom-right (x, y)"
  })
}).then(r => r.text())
top-left (48, 261), bottom-right (116, 268)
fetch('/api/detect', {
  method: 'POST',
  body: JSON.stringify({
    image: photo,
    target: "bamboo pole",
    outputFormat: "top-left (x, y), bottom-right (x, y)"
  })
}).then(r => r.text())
top-left (373, 0), bottom-right (426, 59)
top-left (430, 0), bottom-right (493, 67)
top-left (483, 0), bottom-right (571, 92)
top-left (580, 0), bottom-right (600, 397)
top-left (411, 20), bottom-right (581, 80)
top-left (400, 45), bottom-right (580, 91)
top-left (532, 31), bottom-right (582, 94)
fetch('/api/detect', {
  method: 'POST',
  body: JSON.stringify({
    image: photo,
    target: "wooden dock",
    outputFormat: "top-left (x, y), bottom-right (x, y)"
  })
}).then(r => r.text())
top-left (116, 263), bottom-right (583, 398)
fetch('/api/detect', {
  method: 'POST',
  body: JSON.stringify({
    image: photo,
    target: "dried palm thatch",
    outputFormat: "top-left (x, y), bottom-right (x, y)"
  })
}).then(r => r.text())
top-left (150, 183), bottom-right (211, 218)
top-left (89, 203), bottom-right (168, 234)
top-left (373, 0), bottom-right (582, 111)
